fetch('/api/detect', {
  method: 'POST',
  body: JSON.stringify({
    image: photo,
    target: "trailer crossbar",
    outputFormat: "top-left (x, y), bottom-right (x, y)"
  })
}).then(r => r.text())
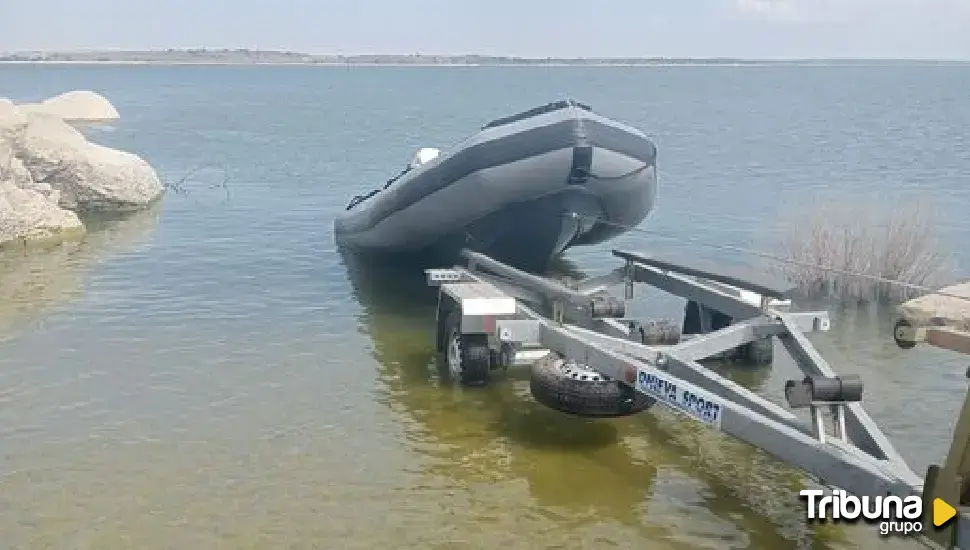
top-left (613, 248), bottom-right (792, 300)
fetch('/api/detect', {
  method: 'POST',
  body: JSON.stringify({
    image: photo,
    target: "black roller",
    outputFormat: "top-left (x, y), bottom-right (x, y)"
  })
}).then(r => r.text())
top-left (785, 375), bottom-right (864, 405)
top-left (590, 297), bottom-right (625, 318)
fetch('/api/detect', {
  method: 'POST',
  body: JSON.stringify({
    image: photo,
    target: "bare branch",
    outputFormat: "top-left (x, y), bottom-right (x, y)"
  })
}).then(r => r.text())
top-left (775, 196), bottom-right (954, 304)
top-left (164, 163), bottom-right (231, 201)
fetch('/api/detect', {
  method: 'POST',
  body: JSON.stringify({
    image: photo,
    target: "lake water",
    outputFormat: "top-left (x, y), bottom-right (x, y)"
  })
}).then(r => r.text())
top-left (1, 64), bottom-right (969, 549)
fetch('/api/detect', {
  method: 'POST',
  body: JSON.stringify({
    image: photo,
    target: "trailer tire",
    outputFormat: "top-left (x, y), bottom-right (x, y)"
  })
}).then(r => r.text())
top-left (435, 296), bottom-right (455, 354)
top-left (893, 318), bottom-right (918, 349)
top-left (628, 319), bottom-right (681, 345)
top-left (529, 355), bottom-right (654, 418)
top-left (441, 310), bottom-right (490, 386)
top-left (740, 337), bottom-right (774, 365)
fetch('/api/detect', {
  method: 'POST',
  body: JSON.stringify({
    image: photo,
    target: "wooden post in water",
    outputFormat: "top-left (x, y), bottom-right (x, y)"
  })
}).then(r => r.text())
top-left (897, 281), bottom-right (970, 548)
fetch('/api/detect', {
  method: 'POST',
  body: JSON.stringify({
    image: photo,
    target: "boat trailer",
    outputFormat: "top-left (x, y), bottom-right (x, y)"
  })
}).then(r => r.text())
top-left (425, 248), bottom-right (970, 549)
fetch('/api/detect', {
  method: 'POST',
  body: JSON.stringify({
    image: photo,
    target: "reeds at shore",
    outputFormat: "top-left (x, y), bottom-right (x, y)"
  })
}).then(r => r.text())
top-left (777, 198), bottom-right (953, 304)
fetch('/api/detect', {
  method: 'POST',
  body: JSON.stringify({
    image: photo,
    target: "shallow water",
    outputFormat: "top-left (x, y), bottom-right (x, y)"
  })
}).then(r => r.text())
top-left (1, 64), bottom-right (969, 549)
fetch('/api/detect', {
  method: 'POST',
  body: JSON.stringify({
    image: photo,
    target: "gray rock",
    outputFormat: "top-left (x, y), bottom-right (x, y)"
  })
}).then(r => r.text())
top-left (0, 92), bottom-right (163, 248)
top-left (0, 180), bottom-right (84, 248)
top-left (14, 112), bottom-right (164, 212)
top-left (17, 90), bottom-right (121, 122)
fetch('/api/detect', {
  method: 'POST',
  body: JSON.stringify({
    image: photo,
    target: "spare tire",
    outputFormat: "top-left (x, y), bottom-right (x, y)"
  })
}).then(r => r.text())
top-left (529, 355), bottom-right (654, 418)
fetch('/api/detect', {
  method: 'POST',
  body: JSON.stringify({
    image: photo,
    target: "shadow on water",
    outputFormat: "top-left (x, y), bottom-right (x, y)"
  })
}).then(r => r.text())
top-left (0, 204), bottom-right (162, 339)
top-left (339, 248), bottom-right (884, 549)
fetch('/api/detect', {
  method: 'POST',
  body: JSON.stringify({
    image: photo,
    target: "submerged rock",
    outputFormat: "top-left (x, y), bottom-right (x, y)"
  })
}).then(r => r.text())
top-left (0, 91), bottom-right (163, 249)
top-left (0, 204), bottom-right (160, 338)
top-left (0, 181), bottom-right (84, 248)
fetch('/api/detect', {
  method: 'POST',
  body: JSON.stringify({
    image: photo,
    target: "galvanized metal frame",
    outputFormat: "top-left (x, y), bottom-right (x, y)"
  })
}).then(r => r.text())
top-left (425, 248), bottom-right (969, 549)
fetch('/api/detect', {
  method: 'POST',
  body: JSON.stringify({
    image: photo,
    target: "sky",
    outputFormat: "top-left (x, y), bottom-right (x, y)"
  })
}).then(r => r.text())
top-left (2, 0), bottom-right (970, 60)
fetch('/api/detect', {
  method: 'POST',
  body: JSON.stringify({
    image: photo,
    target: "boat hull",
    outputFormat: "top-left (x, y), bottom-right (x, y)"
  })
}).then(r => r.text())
top-left (334, 100), bottom-right (657, 272)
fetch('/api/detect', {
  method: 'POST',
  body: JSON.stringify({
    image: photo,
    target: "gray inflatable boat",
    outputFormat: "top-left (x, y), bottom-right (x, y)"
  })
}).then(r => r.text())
top-left (334, 99), bottom-right (658, 272)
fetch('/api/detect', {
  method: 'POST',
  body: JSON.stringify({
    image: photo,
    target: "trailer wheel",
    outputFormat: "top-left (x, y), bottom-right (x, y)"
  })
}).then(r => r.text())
top-left (442, 310), bottom-right (490, 386)
top-left (893, 318), bottom-right (918, 349)
top-left (739, 337), bottom-right (774, 364)
top-left (628, 319), bottom-right (681, 345)
top-left (529, 355), bottom-right (654, 418)
top-left (435, 300), bottom-right (451, 354)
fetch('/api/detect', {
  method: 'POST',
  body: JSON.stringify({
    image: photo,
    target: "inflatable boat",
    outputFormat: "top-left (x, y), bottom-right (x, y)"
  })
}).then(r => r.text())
top-left (333, 99), bottom-right (658, 272)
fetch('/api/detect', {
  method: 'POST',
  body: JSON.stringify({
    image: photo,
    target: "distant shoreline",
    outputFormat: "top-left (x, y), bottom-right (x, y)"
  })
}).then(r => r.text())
top-left (2, 61), bottom-right (912, 68)
top-left (1, 49), bottom-right (966, 67)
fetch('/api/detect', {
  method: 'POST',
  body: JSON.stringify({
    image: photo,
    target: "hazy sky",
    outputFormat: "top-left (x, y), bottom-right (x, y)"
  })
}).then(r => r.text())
top-left (2, 0), bottom-right (969, 59)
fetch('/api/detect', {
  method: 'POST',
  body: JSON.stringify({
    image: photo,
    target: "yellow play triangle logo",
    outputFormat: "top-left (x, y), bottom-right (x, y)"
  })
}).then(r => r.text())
top-left (934, 498), bottom-right (957, 527)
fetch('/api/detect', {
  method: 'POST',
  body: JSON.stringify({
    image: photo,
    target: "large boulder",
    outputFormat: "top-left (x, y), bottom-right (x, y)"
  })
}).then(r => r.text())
top-left (0, 180), bottom-right (84, 248)
top-left (0, 140), bottom-right (32, 189)
top-left (0, 91), bottom-right (162, 249)
top-left (0, 126), bottom-right (82, 247)
top-left (19, 90), bottom-right (120, 122)
top-left (0, 110), bottom-right (61, 203)
top-left (0, 99), bottom-right (26, 141)
top-left (12, 112), bottom-right (164, 212)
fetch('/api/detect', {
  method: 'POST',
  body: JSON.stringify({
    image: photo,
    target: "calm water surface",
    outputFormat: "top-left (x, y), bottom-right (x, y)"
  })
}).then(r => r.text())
top-left (1, 64), bottom-right (969, 549)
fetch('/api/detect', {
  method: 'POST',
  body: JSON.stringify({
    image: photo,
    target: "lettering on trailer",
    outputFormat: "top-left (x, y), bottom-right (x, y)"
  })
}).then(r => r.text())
top-left (636, 370), bottom-right (723, 428)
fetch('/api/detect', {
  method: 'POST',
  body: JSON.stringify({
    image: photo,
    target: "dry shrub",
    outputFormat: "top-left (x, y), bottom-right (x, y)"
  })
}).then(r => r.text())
top-left (778, 198), bottom-right (952, 304)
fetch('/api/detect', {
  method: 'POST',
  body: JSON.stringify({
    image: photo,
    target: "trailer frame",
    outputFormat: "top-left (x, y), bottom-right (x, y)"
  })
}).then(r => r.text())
top-left (424, 247), bottom-right (970, 549)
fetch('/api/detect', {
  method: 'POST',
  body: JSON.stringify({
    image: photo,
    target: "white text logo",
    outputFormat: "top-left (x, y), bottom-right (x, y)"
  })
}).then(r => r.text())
top-left (799, 489), bottom-right (923, 536)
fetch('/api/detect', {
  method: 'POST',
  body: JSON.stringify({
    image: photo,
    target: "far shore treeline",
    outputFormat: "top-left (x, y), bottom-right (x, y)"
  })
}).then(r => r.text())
top-left (1, 49), bottom-right (966, 65)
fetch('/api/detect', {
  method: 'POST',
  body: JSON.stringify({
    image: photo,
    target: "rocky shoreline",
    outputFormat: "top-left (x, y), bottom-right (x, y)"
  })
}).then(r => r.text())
top-left (0, 91), bottom-right (163, 250)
